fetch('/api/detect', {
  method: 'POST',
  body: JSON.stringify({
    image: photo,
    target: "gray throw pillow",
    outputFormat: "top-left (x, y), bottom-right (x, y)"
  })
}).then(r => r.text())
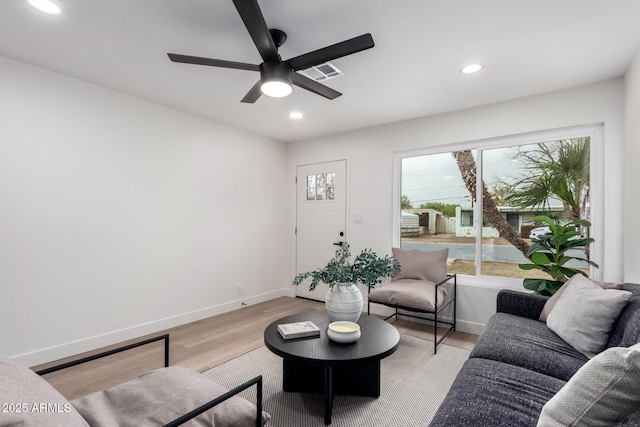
top-left (539, 277), bottom-right (625, 322)
top-left (546, 274), bottom-right (632, 358)
top-left (537, 343), bottom-right (640, 427)
top-left (391, 247), bottom-right (448, 284)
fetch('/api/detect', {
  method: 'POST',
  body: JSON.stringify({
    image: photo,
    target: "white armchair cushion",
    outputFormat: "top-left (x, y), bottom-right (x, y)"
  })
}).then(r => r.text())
top-left (391, 247), bottom-right (448, 284)
top-left (368, 278), bottom-right (446, 311)
top-left (71, 366), bottom-right (270, 427)
top-left (0, 358), bottom-right (89, 427)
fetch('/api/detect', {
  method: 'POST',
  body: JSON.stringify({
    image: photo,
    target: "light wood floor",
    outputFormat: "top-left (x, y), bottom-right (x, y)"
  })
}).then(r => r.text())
top-left (33, 296), bottom-right (477, 400)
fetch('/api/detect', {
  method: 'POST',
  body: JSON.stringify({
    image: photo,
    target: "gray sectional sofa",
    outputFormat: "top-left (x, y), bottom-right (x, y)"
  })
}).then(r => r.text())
top-left (430, 281), bottom-right (640, 427)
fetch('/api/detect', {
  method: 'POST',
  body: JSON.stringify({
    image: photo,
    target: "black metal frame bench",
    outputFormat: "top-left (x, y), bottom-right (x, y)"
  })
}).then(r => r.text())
top-left (367, 273), bottom-right (457, 354)
top-left (36, 334), bottom-right (264, 427)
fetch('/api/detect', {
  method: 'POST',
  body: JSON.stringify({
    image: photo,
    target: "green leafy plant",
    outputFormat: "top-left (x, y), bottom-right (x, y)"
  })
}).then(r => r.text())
top-left (292, 242), bottom-right (400, 291)
top-left (519, 215), bottom-right (598, 296)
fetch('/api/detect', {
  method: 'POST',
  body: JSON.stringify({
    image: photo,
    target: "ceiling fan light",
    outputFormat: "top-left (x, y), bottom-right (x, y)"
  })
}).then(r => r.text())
top-left (261, 79), bottom-right (292, 98)
top-left (26, 0), bottom-right (62, 15)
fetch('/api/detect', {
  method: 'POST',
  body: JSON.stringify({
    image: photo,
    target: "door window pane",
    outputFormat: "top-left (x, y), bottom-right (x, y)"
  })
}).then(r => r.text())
top-left (307, 173), bottom-right (335, 201)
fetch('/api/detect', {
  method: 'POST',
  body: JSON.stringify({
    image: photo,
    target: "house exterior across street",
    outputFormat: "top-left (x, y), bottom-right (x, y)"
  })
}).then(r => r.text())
top-left (403, 206), bottom-right (565, 238)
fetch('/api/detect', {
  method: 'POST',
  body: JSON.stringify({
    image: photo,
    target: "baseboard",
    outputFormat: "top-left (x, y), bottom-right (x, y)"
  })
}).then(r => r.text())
top-left (13, 289), bottom-right (289, 367)
top-left (450, 319), bottom-right (485, 336)
top-left (367, 304), bottom-right (485, 336)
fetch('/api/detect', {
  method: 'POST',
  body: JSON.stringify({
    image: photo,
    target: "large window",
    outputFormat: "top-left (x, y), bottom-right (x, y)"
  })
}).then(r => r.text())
top-left (399, 132), bottom-right (596, 281)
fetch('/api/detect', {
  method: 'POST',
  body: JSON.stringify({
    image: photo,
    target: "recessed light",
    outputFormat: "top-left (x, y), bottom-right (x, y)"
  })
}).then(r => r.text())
top-left (461, 63), bottom-right (484, 75)
top-left (289, 112), bottom-right (303, 120)
top-left (26, 0), bottom-right (62, 15)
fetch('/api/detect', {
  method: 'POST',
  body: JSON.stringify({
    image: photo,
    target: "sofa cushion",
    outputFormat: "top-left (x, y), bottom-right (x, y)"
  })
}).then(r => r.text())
top-left (537, 343), bottom-right (640, 427)
top-left (0, 358), bottom-right (89, 427)
top-left (497, 289), bottom-right (549, 320)
top-left (546, 275), bottom-right (632, 358)
top-left (71, 366), bottom-right (270, 427)
top-left (470, 313), bottom-right (588, 381)
top-left (429, 358), bottom-right (565, 427)
top-left (368, 278), bottom-right (446, 311)
top-left (391, 247), bottom-right (448, 284)
top-left (607, 283), bottom-right (640, 348)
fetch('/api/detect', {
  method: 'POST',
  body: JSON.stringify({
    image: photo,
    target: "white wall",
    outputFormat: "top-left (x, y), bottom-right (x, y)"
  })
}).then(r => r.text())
top-left (286, 79), bottom-right (625, 334)
top-left (2, 52), bottom-right (632, 365)
top-left (624, 49), bottom-right (640, 282)
top-left (0, 56), bottom-right (289, 366)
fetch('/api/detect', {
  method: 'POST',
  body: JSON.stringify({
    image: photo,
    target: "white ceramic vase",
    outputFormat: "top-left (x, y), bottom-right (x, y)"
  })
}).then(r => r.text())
top-left (325, 282), bottom-right (364, 322)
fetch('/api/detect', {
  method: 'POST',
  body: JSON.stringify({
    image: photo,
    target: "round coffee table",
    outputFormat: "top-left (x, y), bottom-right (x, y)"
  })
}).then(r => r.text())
top-left (264, 311), bottom-right (400, 425)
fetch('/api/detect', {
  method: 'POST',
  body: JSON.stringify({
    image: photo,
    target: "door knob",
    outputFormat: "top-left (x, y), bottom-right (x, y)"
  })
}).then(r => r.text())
top-left (333, 242), bottom-right (343, 246)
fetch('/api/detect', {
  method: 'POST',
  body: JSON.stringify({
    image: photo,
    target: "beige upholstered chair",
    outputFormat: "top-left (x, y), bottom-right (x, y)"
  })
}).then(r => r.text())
top-left (1, 335), bottom-right (269, 427)
top-left (367, 247), bottom-right (456, 353)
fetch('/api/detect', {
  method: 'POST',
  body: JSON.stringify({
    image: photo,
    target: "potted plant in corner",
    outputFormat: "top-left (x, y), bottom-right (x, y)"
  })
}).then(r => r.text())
top-left (519, 215), bottom-right (599, 296)
top-left (293, 242), bottom-right (400, 322)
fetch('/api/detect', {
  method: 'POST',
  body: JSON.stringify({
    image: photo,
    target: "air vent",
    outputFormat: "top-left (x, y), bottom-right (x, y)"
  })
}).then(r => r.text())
top-left (297, 62), bottom-right (343, 81)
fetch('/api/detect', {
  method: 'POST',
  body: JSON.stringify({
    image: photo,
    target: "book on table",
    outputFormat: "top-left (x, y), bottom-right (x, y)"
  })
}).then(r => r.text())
top-left (277, 321), bottom-right (321, 339)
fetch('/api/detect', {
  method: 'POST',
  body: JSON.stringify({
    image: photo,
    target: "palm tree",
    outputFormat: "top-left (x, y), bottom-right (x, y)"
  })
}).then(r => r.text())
top-left (504, 138), bottom-right (590, 221)
top-left (452, 150), bottom-right (530, 257)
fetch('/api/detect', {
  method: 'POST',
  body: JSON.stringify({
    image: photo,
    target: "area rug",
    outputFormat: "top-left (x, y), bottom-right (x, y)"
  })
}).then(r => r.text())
top-left (201, 334), bottom-right (470, 427)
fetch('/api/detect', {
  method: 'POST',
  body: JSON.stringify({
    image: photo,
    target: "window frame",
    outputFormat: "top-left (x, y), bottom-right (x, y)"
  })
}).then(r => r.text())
top-left (392, 124), bottom-right (604, 289)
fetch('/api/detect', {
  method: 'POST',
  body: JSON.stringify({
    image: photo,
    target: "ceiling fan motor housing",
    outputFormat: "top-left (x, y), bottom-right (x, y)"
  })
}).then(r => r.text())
top-left (260, 61), bottom-right (292, 85)
top-left (259, 61), bottom-right (293, 97)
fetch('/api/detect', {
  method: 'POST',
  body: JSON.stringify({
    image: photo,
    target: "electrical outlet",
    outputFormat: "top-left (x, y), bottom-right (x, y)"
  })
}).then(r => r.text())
top-left (235, 284), bottom-right (243, 295)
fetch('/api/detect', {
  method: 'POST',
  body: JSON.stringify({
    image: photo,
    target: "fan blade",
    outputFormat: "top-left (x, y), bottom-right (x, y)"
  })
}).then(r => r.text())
top-left (232, 0), bottom-right (280, 63)
top-left (287, 33), bottom-right (374, 71)
top-left (291, 73), bottom-right (342, 100)
top-left (241, 80), bottom-right (263, 103)
top-left (168, 53), bottom-right (259, 72)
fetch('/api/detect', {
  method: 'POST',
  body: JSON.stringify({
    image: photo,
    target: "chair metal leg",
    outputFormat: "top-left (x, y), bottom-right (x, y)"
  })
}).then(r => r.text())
top-left (434, 308), bottom-right (438, 354)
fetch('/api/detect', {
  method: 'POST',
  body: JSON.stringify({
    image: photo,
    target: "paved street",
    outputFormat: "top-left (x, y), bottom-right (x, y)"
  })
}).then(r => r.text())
top-left (401, 238), bottom-right (589, 267)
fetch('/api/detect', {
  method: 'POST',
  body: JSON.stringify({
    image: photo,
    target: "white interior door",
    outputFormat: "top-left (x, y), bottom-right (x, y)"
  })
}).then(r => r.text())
top-left (295, 160), bottom-right (347, 301)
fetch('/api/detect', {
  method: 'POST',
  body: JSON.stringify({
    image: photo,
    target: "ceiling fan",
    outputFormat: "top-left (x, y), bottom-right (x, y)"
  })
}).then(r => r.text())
top-left (167, 0), bottom-right (374, 103)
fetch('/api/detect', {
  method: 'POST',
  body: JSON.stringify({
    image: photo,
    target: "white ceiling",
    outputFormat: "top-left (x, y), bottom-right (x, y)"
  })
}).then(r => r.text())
top-left (2, 1), bottom-right (640, 143)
